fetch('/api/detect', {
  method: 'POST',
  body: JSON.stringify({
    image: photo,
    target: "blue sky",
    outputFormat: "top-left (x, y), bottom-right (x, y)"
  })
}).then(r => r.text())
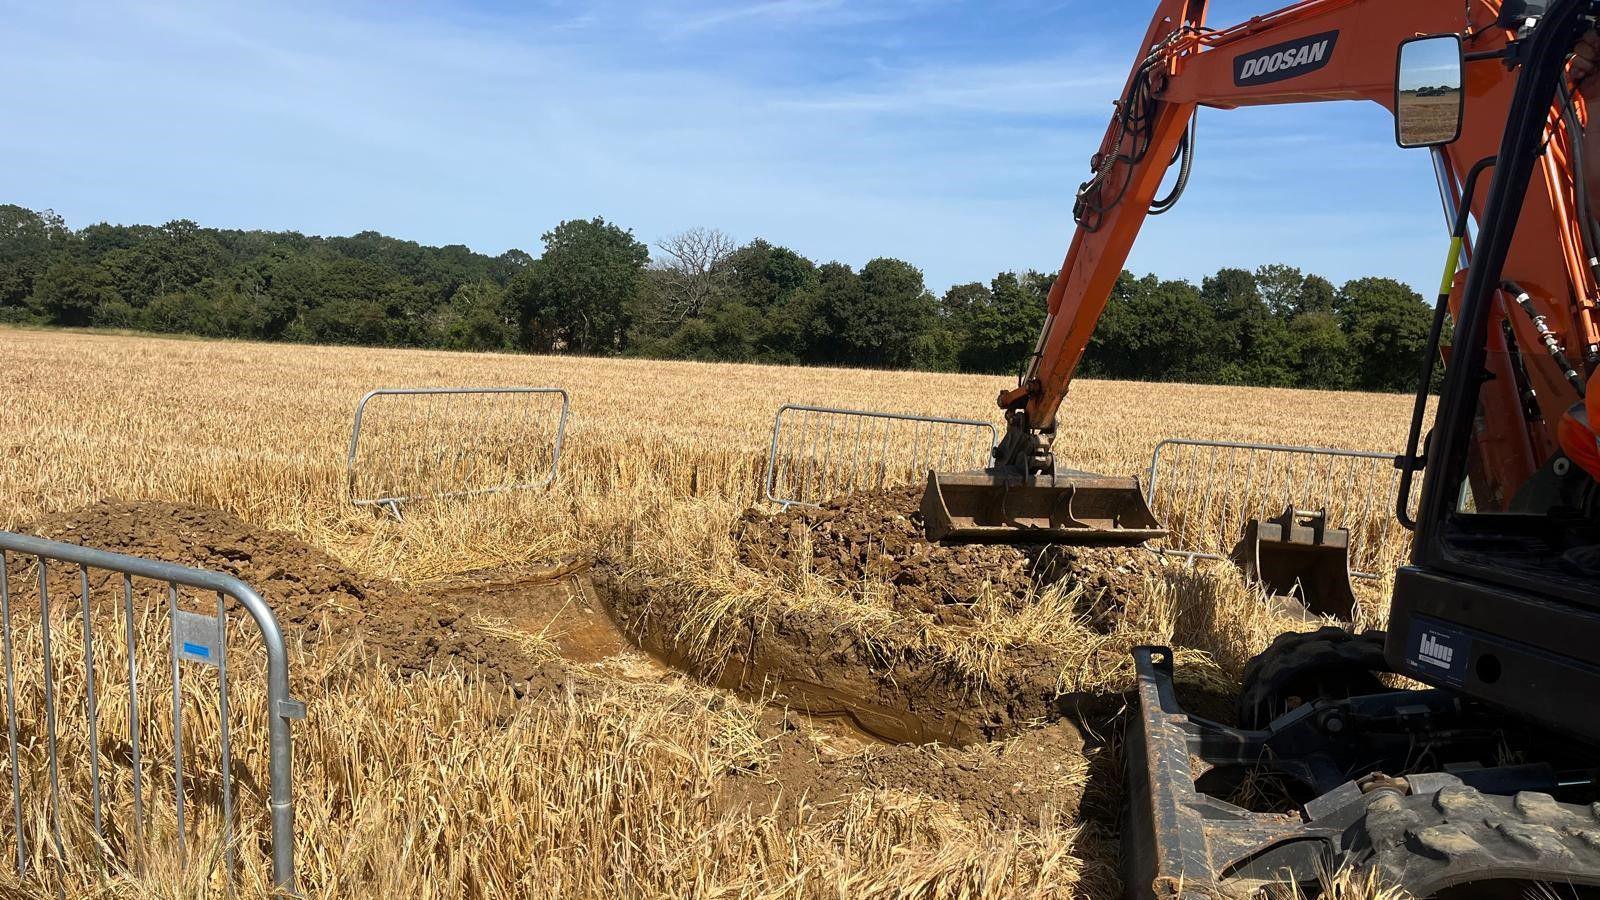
top-left (1, 0), bottom-right (1448, 294)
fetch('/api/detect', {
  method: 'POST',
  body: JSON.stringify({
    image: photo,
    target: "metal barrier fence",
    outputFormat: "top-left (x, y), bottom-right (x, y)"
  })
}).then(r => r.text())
top-left (763, 405), bottom-right (999, 508)
top-left (0, 532), bottom-right (303, 891)
top-left (347, 386), bottom-right (570, 515)
top-left (1145, 439), bottom-right (1416, 579)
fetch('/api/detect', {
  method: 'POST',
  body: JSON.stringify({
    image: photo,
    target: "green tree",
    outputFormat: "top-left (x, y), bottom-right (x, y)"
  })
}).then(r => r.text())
top-left (815, 258), bottom-right (936, 368)
top-left (657, 298), bottom-right (764, 362)
top-left (1286, 311), bottom-right (1354, 389)
top-left (911, 322), bottom-right (961, 372)
top-left (295, 298), bottom-right (394, 345)
top-left (1299, 275), bottom-right (1337, 316)
top-left (952, 271), bottom-right (1049, 375)
top-left (98, 246), bottom-right (163, 309)
top-left (1335, 277), bottom-right (1433, 391)
top-left (436, 280), bottom-right (515, 351)
top-left (1255, 264), bottom-right (1305, 316)
top-left (0, 205), bottom-right (543, 345)
top-left (0, 204), bottom-right (1451, 389)
top-left (0, 205), bottom-right (72, 314)
top-left (143, 290), bottom-right (208, 334)
top-left (492, 249), bottom-right (535, 283)
top-left (28, 260), bottom-right (120, 326)
top-left (630, 247), bottom-right (823, 363)
top-left (808, 262), bottom-right (859, 363)
top-left (1203, 267), bottom-right (1294, 385)
top-left (724, 239), bottom-right (817, 309)
top-left (1086, 272), bottom-right (1227, 382)
top-left (1255, 263), bottom-right (1337, 317)
top-left (152, 219), bottom-right (225, 297)
top-left (752, 284), bottom-right (821, 364)
top-left (268, 256), bottom-right (396, 343)
top-left (941, 282), bottom-right (991, 323)
top-left (511, 218), bottom-right (648, 353)
top-left (141, 279), bottom-right (263, 337)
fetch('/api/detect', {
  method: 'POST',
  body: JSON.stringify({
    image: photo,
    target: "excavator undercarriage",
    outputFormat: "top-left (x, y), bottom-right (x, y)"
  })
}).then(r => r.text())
top-left (1128, 643), bottom-right (1600, 899)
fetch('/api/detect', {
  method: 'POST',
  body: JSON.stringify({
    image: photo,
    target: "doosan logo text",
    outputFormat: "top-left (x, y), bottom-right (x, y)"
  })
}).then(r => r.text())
top-left (1239, 41), bottom-right (1330, 79)
top-left (1234, 31), bottom-right (1339, 86)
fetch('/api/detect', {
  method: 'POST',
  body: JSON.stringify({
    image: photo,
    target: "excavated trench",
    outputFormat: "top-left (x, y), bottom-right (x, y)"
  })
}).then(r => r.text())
top-left (11, 493), bottom-right (1167, 832)
top-left (600, 485), bottom-right (1161, 747)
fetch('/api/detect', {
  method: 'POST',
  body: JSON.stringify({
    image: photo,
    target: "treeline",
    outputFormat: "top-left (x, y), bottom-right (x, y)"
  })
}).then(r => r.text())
top-left (0, 205), bottom-right (1435, 392)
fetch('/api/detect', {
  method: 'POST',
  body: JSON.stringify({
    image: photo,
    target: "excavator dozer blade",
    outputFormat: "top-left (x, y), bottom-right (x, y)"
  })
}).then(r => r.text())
top-left (1229, 506), bottom-right (1359, 621)
top-left (921, 470), bottom-right (1166, 545)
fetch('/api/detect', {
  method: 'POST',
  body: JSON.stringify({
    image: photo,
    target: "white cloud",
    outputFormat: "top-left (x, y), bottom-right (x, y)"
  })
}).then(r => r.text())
top-left (776, 59), bottom-right (1122, 116)
top-left (663, 0), bottom-right (853, 35)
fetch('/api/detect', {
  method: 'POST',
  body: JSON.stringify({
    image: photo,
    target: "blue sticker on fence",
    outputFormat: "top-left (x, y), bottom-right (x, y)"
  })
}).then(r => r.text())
top-left (173, 609), bottom-right (221, 667)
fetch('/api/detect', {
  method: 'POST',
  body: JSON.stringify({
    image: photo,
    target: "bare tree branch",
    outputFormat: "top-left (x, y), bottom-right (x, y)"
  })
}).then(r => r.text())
top-left (650, 227), bottom-right (737, 323)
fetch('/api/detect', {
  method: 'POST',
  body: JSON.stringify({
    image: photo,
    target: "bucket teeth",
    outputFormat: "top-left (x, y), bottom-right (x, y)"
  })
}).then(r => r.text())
top-left (921, 470), bottom-right (1166, 545)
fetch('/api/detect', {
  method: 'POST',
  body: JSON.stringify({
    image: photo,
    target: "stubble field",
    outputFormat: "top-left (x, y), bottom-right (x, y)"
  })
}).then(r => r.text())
top-left (0, 327), bottom-right (1423, 898)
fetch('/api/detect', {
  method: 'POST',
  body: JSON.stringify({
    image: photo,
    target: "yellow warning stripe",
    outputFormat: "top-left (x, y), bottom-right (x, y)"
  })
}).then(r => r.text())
top-left (1439, 236), bottom-right (1464, 296)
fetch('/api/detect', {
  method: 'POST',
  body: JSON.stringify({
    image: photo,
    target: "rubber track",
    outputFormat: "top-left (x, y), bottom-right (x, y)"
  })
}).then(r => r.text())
top-left (1238, 626), bottom-right (1388, 730)
top-left (1365, 782), bottom-right (1600, 895)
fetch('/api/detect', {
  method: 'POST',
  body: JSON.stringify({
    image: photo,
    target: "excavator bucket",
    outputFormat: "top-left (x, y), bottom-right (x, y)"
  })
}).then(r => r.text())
top-left (921, 470), bottom-right (1166, 545)
top-left (1229, 506), bottom-right (1359, 621)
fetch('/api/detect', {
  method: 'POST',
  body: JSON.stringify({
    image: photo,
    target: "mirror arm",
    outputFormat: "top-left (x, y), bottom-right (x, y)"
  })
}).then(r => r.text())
top-left (1466, 45), bottom-right (1522, 66)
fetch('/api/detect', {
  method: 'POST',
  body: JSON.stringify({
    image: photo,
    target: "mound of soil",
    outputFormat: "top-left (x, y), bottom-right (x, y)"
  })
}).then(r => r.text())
top-left (13, 501), bottom-right (569, 692)
top-left (601, 487), bottom-right (1165, 748)
top-left (735, 485), bottom-right (1156, 629)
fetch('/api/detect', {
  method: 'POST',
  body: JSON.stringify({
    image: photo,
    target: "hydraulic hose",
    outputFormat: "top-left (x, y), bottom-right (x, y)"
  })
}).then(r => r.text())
top-left (1556, 81), bottom-right (1600, 282)
top-left (1557, 79), bottom-right (1600, 367)
top-left (1506, 281), bottom-right (1589, 396)
top-left (1149, 112), bottom-right (1197, 216)
top-left (1075, 61), bottom-right (1161, 231)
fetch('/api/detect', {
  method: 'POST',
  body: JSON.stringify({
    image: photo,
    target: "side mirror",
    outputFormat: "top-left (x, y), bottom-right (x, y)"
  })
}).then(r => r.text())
top-left (1396, 34), bottom-right (1465, 148)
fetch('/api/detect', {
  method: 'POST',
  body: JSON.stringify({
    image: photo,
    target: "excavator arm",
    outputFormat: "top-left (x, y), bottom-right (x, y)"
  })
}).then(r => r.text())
top-left (925, 0), bottom-right (1600, 544)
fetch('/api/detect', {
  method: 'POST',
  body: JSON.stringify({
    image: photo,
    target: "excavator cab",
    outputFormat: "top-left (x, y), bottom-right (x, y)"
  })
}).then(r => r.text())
top-left (1120, 5), bottom-right (1600, 897)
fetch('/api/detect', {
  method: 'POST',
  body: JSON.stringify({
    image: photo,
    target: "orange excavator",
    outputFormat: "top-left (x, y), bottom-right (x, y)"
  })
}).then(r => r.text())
top-left (924, 0), bottom-right (1600, 896)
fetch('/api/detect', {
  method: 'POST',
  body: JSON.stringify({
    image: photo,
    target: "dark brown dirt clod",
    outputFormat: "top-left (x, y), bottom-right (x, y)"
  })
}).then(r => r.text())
top-left (734, 485), bottom-right (1158, 629)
